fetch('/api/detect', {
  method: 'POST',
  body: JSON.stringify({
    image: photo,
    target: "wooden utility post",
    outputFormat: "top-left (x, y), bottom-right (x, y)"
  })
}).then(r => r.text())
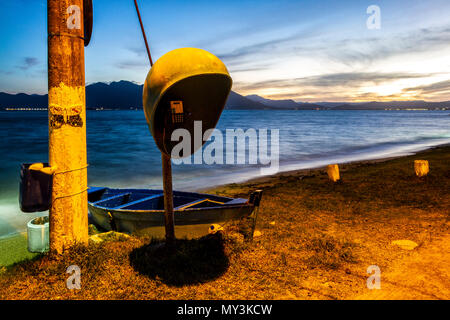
top-left (48, 0), bottom-right (88, 253)
top-left (161, 153), bottom-right (175, 245)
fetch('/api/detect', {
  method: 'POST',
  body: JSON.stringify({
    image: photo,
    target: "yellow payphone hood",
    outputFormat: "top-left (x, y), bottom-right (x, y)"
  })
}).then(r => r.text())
top-left (143, 48), bottom-right (232, 155)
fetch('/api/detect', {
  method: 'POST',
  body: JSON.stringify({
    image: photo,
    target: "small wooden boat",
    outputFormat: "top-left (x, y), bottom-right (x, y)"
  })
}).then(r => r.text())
top-left (88, 187), bottom-right (262, 239)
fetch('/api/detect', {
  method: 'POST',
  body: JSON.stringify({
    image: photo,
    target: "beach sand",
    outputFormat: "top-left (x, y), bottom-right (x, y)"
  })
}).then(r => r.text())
top-left (0, 145), bottom-right (448, 299)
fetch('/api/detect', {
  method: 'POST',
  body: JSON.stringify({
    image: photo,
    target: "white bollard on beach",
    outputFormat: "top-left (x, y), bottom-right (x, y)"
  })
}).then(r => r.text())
top-left (414, 160), bottom-right (429, 177)
top-left (327, 164), bottom-right (340, 182)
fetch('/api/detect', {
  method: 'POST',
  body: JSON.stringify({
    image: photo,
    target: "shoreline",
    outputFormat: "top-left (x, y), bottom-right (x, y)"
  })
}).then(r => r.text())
top-left (1, 144), bottom-right (449, 298)
top-left (0, 145), bottom-right (450, 300)
top-left (199, 142), bottom-right (450, 192)
top-left (1, 142), bottom-right (449, 242)
top-left (1, 143), bottom-right (448, 268)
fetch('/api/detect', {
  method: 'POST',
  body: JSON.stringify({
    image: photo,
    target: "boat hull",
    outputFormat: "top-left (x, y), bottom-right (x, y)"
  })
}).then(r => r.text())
top-left (87, 187), bottom-right (256, 239)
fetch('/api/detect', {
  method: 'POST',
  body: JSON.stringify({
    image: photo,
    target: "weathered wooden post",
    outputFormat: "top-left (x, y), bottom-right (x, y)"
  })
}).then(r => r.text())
top-left (414, 160), bottom-right (429, 177)
top-left (47, 0), bottom-right (89, 253)
top-left (327, 164), bottom-right (340, 182)
top-left (161, 153), bottom-right (175, 245)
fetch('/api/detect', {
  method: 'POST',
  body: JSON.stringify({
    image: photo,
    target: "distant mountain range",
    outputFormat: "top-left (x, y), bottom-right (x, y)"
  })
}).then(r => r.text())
top-left (1, 80), bottom-right (449, 110)
top-left (245, 95), bottom-right (322, 109)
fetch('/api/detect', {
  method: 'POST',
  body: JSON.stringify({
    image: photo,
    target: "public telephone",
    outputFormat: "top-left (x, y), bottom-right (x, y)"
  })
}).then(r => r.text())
top-left (170, 101), bottom-right (184, 123)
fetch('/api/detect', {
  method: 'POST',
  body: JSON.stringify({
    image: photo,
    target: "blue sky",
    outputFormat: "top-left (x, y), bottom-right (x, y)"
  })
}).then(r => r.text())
top-left (1, 0), bottom-right (450, 102)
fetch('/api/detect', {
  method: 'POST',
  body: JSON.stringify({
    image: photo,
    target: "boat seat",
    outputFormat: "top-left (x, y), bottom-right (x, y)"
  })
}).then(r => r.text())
top-left (175, 198), bottom-right (225, 211)
top-left (93, 192), bottom-right (131, 206)
top-left (224, 198), bottom-right (248, 205)
top-left (88, 187), bottom-right (107, 194)
top-left (87, 187), bottom-right (108, 202)
top-left (113, 193), bottom-right (163, 209)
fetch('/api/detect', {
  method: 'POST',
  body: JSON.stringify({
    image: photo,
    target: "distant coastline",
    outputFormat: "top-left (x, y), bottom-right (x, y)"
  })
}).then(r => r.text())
top-left (1, 80), bottom-right (449, 111)
top-left (2, 108), bottom-right (449, 112)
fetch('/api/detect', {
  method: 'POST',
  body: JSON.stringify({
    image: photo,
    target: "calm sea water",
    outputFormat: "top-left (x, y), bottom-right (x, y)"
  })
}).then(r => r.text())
top-left (1, 109), bottom-right (449, 238)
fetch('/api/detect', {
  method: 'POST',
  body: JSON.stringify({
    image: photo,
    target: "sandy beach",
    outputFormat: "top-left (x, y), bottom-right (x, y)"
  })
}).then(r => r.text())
top-left (0, 144), bottom-right (448, 299)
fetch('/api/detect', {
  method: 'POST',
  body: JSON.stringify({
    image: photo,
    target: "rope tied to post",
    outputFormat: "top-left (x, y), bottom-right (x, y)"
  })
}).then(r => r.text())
top-left (48, 32), bottom-right (85, 42)
top-left (51, 164), bottom-right (90, 203)
top-left (54, 164), bottom-right (89, 176)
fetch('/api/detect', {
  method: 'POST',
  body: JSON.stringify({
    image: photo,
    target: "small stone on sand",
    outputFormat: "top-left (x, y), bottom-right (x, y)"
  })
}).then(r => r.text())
top-left (391, 240), bottom-right (418, 250)
top-left (253, 230), bottom-right (263, 237)
top-left (89, 231), bottom-right (130, 244)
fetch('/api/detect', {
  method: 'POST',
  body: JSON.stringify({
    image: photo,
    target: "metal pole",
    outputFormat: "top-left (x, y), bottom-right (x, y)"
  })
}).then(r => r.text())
top-left (132, 0), bottom-right (175, 245)
top-left (133, 0), bottom-right (153, 66)
top-left (161, 153), bottom-right (175, 245)
top-left (48, 0), bottom-right (88, 253)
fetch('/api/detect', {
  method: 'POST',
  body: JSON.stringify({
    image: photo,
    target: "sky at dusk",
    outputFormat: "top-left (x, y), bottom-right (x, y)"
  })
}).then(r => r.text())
top-left (1, 0), bottom-right (450, 102)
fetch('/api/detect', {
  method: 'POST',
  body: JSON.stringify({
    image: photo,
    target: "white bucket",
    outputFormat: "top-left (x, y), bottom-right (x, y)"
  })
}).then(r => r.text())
top-left (27, 216), bottom-right (49, 253)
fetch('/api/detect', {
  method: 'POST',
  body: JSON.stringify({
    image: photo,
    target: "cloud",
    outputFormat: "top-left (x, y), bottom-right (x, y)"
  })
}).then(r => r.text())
top-left (115, 59), bottom-right (150, 70)
top-left (402, 79), bottom-right (450, 95)
top-left (216, 24), bottom-right (450, 70)
top-left (305, 72), bottom-right (433, 87)
top-left (324, 26), bottom-right (450, 67)
top-left (229, 65), bottom-right (269, 73)
top-left (215, 24), bottom-right (322, 69)
top-left (234, 72), bottom-right (450, 102)
top-left (235, 72), bottom-right (434, 91)
top-left (16, 57), bottom-right (39, 70)
top-left (217, 32), bottom-right (302, 62)
top-left (127, 46), bottom-right (148, 58)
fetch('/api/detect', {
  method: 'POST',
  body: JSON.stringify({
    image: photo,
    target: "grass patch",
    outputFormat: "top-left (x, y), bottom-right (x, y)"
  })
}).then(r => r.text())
top-left (304, 235), bottom-right (358, 270)
top-left (0, 233), bottom-right (39, 267)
